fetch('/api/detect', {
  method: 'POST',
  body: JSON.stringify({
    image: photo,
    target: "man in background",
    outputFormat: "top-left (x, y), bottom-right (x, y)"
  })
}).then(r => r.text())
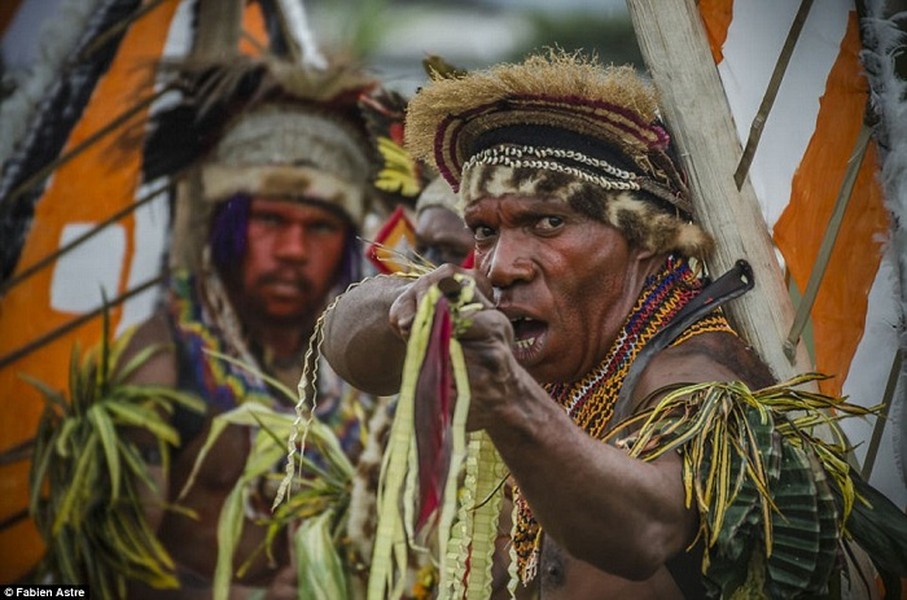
top-left (413, 176), bottom-right (474, 269)
top-left (123, 56), bottom-right (380, 599)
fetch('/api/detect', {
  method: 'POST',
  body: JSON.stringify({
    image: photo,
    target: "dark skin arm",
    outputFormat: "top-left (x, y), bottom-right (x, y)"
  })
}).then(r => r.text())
top-left (119, 311), bottom-right (177, 533)
top-left (326, 266), bottom-right (739, 581)
top-left (321, 274), bottom-right (412, 396)
top-left (320, 265), bottom-right (496, 396)
top-left (444, 301), bottom-right (707, 580)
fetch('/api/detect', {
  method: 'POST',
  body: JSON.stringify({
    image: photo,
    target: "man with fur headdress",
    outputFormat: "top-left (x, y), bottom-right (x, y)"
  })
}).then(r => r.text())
top-left (121, 56), bottom-right (384, 599)
top-left (413, 176), bottom-right (474, 269)
top-left (320, 50), bottom-right (903, 599)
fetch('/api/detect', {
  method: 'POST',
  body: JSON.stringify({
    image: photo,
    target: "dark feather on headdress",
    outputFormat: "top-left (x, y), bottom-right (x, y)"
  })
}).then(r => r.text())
top-left (141, 55), bottom-right (376, 183)
top-left (422, 55), bottom-right (467, 81)
top-left (358, 87), bottom-right (432, 211)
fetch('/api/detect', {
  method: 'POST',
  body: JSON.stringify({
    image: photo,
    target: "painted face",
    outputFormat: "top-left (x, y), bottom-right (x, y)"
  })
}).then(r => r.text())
top-left (239, 197), bottom-right (348, 324)
top-left (414, 206), bottom-right (474, 267)
top-left (464, 194), bottom-right (646, 383)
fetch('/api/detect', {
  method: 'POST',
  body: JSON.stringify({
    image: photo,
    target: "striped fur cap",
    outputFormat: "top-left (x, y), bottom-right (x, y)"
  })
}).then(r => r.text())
top-left (405, 49), bottom-right (713, 258)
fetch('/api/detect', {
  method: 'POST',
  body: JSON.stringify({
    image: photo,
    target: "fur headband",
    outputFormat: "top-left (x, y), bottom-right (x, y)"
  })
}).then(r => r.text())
top-left (415, 176), bottom-right (459, 215)
top-left (200, 104), bottom-right (370, 224)
top-left (461, 162), bottom-right (712, 257)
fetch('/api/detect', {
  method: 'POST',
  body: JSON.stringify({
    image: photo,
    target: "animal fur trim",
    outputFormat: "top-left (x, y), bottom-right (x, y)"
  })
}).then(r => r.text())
top-left (461, 163), bottom-right (713, 257)
top-left (347, 396), bottom-right (394, 565)
top-left (201, 164), bottom-right (367, 225)
top-left (415, 176), bottom-right (459, 215)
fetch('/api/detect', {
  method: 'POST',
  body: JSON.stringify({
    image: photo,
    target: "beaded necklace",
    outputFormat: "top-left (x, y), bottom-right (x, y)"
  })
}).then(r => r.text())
top-left (511, 256), bottom-right (735, 584)
top-left (168, 269), bottom-right (273, 412)
top-left (168, 269), bottom-right (369, 454)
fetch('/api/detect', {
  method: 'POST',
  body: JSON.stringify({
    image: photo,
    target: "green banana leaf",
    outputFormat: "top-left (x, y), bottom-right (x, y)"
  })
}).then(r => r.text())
top-left (25, 307), bottom-right (204, 599)
top-left (609, 374), bottom-right (897, 599)
top-left (295, 508), bottom-right (349, 600)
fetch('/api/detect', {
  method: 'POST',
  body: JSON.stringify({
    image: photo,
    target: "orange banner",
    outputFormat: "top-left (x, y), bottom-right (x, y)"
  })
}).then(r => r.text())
top-left (772, 12), bottom-right (888, 397)
top-left (0, 0), bottom-right (181, 580)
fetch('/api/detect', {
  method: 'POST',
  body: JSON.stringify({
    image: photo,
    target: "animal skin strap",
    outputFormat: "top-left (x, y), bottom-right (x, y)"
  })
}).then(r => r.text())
top-left (610, 259), bottom-right (755, 429)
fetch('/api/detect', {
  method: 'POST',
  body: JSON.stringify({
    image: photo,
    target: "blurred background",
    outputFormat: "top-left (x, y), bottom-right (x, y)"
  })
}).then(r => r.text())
top-left (1, 0), bottom-right (643, 102)
top-left (304, 0), bottom-right (642, 93)
top-left (0, 0), bottom-right (650, 582)
top-left (2, 0), bottom-right (903, 588)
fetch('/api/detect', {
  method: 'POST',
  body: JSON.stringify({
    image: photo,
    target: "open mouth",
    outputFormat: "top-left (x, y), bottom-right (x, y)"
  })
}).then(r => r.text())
top-left (265, 284), bottom-right (303, 301)
top-left (263, 276), bottom-right (309, 296)
top-left (510, 316), bottom-right (547, 358)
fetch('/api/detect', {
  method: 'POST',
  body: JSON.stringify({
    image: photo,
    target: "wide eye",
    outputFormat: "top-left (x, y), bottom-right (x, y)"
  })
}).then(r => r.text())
top-left (473, 224), bottom-right (496, 241)
top-left (536, 215), bottom-right (564, 231)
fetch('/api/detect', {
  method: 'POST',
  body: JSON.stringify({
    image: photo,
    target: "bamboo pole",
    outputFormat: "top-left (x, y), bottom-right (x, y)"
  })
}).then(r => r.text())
top-left (625, 0), bottom-right (813, 381)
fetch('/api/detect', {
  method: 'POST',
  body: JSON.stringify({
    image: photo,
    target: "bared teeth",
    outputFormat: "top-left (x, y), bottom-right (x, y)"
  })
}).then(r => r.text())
top-left (515, 337), bottom-right (536, 350)
top-left (510, 316), bottom-right (541, 352)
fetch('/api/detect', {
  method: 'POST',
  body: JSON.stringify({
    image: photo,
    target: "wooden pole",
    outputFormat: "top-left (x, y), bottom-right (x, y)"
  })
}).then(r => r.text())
top-left (274, 0), bottom-right (327, 68)
top-left (625, 0), bottom-right (813, 381)
top-left (192, 0), bottom-right (243, 61)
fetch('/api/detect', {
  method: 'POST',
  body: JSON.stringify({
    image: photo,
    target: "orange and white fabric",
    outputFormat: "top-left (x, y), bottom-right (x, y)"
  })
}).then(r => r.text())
top-left (699, 0), bottom-right (903, 507)
top-left (0, 0), bottom-right (271, 580)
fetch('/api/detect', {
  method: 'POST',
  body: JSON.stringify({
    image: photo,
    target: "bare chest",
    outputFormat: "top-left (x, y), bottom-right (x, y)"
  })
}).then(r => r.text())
top-left (539, 538), bottom-right (684, 600)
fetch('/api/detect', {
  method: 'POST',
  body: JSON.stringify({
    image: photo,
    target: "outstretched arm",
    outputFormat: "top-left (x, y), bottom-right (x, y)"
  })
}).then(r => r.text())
top-left (321, 274), bottom-right (411, 395)
top-left (322, 265), bottom-right (485, 396)
top-left (454, 308), bottom-right (743, 581)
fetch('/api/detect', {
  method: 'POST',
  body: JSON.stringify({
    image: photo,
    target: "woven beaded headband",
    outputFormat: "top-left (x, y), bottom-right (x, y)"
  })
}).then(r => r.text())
top-left (462, 145), bottom-right (639, 192)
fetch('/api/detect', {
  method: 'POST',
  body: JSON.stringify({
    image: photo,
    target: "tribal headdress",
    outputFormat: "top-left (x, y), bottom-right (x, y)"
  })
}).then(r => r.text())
top-left (416, 175), bottom-right (459, 216)
top-left (143, 55), bottom-right (380, 272)
top-left (405, 49), bottom-right (713, 258)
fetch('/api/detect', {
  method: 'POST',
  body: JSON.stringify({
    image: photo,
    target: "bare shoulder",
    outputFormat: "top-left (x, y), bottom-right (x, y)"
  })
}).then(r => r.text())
top-left (632, 330), bottom-right (775, 409)
top-left (119, 310), bottom-right (178, 387)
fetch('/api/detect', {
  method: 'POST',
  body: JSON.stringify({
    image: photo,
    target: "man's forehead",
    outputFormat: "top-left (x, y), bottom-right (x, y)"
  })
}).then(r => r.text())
top-left (464, 194), bottom-right (572, 215)
top-left (250, 196), bottom-right (348, 220)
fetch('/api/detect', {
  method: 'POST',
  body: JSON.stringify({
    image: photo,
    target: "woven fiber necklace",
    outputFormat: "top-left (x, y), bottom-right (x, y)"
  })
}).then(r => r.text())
top-left (511, 256), bottom-right (735, 584)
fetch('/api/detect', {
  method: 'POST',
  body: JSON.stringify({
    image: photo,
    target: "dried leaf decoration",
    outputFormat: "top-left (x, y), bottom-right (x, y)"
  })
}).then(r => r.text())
top-left (607, 373), bottom-right (907, 598)
top-left (182, 351), bottom-right (355, 600)
top-left (422, 55), bottom-right (468, 81)
top-left (368, 274), bottom-right (508, 600)
top-left (26, 306), bottom-right (205, 599)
